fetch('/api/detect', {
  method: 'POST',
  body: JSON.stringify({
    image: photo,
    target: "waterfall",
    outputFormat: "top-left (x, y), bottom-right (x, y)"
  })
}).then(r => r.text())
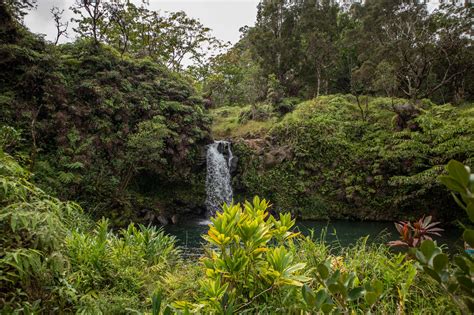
top-left (205, 141), bottom-right (234, 217)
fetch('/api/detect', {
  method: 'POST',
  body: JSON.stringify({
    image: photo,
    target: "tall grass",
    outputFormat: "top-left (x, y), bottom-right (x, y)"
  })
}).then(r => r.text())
top-left (0, 151), bottom-right (184, 313)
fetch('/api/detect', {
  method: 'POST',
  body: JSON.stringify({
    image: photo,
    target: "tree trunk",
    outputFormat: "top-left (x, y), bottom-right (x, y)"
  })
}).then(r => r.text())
top-left (316, 67), bottom-right (321, 98)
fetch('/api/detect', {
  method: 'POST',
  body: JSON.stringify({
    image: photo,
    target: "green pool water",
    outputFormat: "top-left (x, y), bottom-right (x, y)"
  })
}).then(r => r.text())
top-left (164, 219), bottom-right (463, 257)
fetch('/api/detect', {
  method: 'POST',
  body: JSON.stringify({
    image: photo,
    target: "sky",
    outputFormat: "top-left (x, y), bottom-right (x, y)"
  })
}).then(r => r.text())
top-left (24, 0), bottom-right (261, 45)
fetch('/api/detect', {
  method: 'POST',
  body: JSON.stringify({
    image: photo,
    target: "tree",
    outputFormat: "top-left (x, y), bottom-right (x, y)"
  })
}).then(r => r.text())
top-left (352, 1), bottom-right (472, 103)
top-left (430, 4), bottom-right (473, 103)
top-left (297, 0), bottom-right (342, 97)
top-left (51, 6), bottom-right (68, 45)
top-left (160, 11), bottom-right (222, 71)
top-left (71, 0), bottom-right (109, 46)
top-left (2, 0), bottom-right (37, 21)
top-left (200, 38), bottom-right (264, 106)
top-left (266, 73), bottom-right (284, 106)
top-left (104, 0), bottom-right (141, 56)
top-left (351, 62), bottom-right (376, 121)
top-left (374, 61), bottom-right (398, 107)
top-left (247, 0), bottom-right (301, 96)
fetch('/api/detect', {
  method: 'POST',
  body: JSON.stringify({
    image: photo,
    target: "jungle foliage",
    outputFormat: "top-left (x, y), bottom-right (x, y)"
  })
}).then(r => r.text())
top-left (213, 95), bottom-right (474, 221)
top-left (202, 0), bottom-right (472, 107)
top-left (142, 196), bottom-right (466, 314)
top-left (0, 154), bottom-right (463, 313)
top-left (1, 1), bottom-right (473, 312)
top-left (0, 150), bottom-right (187, 313)
top-left (0, 2), bottom-right (212, 225)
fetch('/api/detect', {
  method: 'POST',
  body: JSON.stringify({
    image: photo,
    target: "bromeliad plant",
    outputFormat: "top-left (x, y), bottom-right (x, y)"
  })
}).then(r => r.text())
top-left (388, 216), bottom-right (443, 249)
top-left (174, 197), bottom-right (309, 313)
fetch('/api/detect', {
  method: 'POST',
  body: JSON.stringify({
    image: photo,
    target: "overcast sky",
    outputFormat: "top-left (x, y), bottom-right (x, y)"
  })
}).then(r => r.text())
top-left (24, 0), bottom-right (260, 45)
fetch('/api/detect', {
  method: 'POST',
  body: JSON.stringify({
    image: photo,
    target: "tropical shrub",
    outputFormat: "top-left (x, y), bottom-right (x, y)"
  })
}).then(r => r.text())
top-left (0, 151), bottom-right (184, 313)
top-left (0, 149), bottom-right (88, 312)
top-left (232, 95), bottom-right (474, 221)
top-left (173, 197), bottom-right (309, 313)
top-left (388, 216), bottom-right (443, 249)
top-left (412, 160), bottom-right (474, 314)
top-left (165, 197), bottom-right (457, 314)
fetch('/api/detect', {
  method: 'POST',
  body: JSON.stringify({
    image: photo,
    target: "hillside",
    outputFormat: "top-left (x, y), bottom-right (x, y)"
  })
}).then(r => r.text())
top-left (0, 12), bottom-right (211, 225)
top-left (211, 95), bottom-right (474, 221)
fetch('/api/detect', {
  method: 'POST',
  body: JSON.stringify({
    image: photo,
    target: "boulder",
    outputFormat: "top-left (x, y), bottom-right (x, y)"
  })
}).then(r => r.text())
top-left (157, 215), bottom-right (169, 226)
top-left (171, 214), bottom-right (179, 224)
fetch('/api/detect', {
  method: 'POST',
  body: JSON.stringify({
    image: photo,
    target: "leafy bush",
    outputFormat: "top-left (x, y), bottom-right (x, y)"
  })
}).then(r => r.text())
top-left (238, 103), bottom-right (274, 123)
top-left (233, 95), bottom-right (474, 221)
top-left (0, 151), bottom-right (184, 313)
top-left (388, 216), bottom-right (443, 248)
top-left (163, 197), bottom-right (457, 314)
top-left (172, 197), bottom-right (309, 313)
top-left (411, 160), bottom-right (474, 314)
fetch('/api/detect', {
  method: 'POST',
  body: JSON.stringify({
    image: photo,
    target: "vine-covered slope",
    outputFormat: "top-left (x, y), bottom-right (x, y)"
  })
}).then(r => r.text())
top-left (212, 95), bottom-right (474, 221)
top-left (0, 16), bottom-right (212, 224)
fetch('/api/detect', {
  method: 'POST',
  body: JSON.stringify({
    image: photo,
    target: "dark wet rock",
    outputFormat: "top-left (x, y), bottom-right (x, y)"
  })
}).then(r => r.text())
top-left (230, 156), bottom-right (239, 173)
top-left (263, 145), bottom-right (293, 168)
top-left (157, 215), bottom-right (169, 226)
top-left (171, 214), bottom-right (179, 224)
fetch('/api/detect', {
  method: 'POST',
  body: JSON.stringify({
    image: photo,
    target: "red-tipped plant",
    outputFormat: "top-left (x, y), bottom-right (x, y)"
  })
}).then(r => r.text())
top-left (388, 216), bottom-right (443, 248)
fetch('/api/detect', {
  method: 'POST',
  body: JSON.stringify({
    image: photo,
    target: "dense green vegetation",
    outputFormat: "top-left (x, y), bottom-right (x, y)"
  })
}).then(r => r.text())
top-left (203, 0), bottom-right (472, 107)
top-left (1, 1), bottom-right (212, 225)
top-left (214, 95), bottom-right (474, 220)
top-left (2, 152), bottom-right (470, 313)
top-left (0, 151), bottom-right (188, 312)
top-left (202, 0), bottom-right (473, 222)
top-left (1, 1), bottom-right (472, 223)
top-left (1, 0), bottom-right (473, 313)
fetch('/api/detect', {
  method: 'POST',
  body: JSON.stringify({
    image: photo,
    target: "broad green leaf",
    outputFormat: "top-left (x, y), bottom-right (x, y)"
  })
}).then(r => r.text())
top-left (348, 287), bottom-right (365, 301)
top-left (420, 240), bottom-right (436, 260)
top-left (301, 284), bottom-right (315, 306)
top-left (423, 267), bottom-right (442, 283)
top-left (321, 303), bottom-right (334, 314)
top-left (463, 229), bottom-right (474, 248)
top-left (317, 263), bottom-right (329, 280)
top-left (372, 279), bottom-right (384, 295)
top-left (315, 289), bottom-right (328, 309)
top-left (456, 275), bottom-right (474, 290)
top-left (328, 283), bottom-right (341, 295)
top-left (365, 291), bottom-right (378, 306)
top-left (433, 253), bottom-right (448, 272)
top-left (439, 176), bottom-right (465, 194)
top-left (447, 160), bottom-right (470, 186)
top-left (454, 255), bottom-right (469, 273)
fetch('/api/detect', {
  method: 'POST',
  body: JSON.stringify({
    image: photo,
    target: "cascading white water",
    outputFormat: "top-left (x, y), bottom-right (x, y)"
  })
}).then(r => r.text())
top-left (205, 141), bottom-right (233, 217)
